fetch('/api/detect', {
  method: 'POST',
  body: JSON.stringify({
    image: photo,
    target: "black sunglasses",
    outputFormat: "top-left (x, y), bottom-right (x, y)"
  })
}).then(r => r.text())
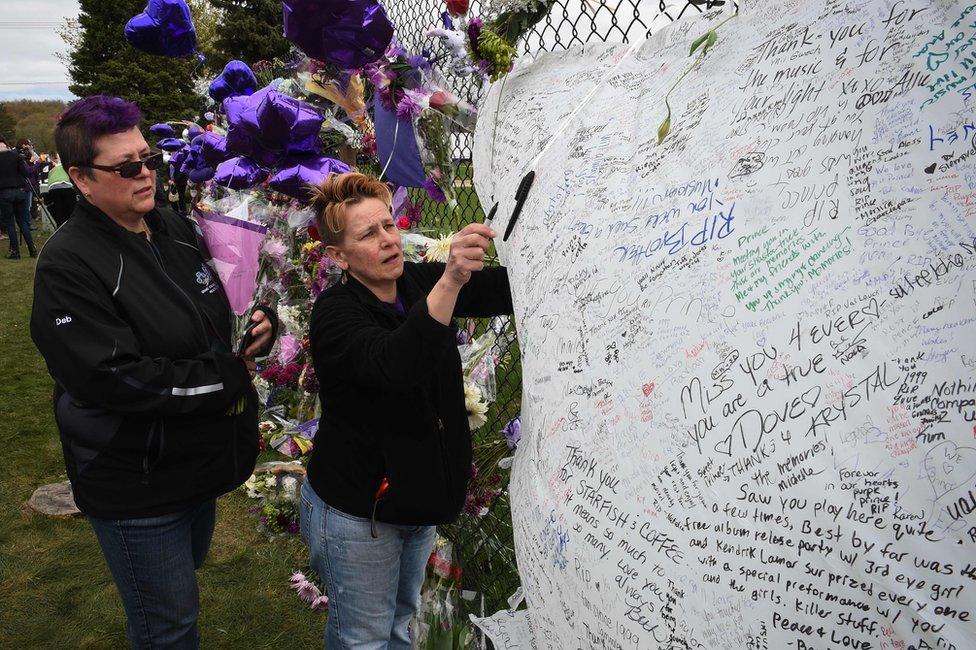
top-left (83, 151), bottom-right (164, 179)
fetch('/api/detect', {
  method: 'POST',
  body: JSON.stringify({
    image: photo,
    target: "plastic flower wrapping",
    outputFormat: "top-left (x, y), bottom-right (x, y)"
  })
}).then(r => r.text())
top-left (411, 536), bottom-right (476, 649)
top-left (243, 462), bottom-right (304, 537)
top-left (364, 45), bottom-right (480, 204)
top-left (458, 316), bottom-right (509, 431)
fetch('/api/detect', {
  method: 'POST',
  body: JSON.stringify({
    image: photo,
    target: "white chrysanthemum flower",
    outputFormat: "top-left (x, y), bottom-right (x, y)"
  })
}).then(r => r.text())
top-left (278, 304), bottom-right (305, 336)
top-left (463, 382), bottom-right (481, 406)
top-left (464, 383), bottom-right (488, 430)
top-left (244, 474), bottom-right (262, 499)
top-left (424, 234), bottom-right (454, 263)
top-left (468, 401), bottom-right (488, 430)
top-left (253, 376), bottom-right (271, 404)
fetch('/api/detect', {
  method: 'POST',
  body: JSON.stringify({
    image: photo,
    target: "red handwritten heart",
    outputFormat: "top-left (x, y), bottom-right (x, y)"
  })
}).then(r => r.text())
top-left (642, 382), bottom-right (655, 397)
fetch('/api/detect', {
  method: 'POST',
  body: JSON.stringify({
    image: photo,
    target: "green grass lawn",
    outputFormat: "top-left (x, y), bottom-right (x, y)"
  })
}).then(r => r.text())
top-left (0, 235), bottom-right (325, 648)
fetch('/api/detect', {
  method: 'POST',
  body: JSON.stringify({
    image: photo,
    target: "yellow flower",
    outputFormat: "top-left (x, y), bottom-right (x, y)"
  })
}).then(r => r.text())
top-left (301, 241), bottom-right (321, 256)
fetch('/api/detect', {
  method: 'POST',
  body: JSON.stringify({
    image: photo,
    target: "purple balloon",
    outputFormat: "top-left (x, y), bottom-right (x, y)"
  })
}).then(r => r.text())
top-left (157, 137), bottom-right (186, 152)
top-left (282, 0), bottom-right (394, 69)
top-left (213, 156), bottom-right (268, 190)
top-left (224, 85), bottom-right (323, 167)
top-left (222, 91), bottom-right (250, 123)
top-left (189, 166), bottom-right (215, 183)
top-left (208, 60), bottom-right (258, 103)
top-left (200, 131), bottom-right (230, 167)
top-left (223, 87), bottom-right (277, 166)
top-left (179, 134), bottom-right (215, 184)
top-left (149, 123), bottom-right (175, 137)
top-left (179, 141), bottom-right (202, 175)
top-left (169, 146), bottom-right (190, 179)
top-left (269, 155), bottom-right (351, 200)
top-left (255, 90), bottom-right (323, 155)
top-left (124, 0), bottom-right (197, 57)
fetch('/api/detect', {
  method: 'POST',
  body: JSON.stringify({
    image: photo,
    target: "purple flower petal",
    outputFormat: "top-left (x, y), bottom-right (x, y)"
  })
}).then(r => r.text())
top-left (422, 177), bottom-right (446, 203)
top-left (503, 416), bottom-right (521, 449)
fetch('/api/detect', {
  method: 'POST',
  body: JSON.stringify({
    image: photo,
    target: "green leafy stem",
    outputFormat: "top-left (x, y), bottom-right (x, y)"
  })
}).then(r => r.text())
top-left (657, 12), bottom-right (739, 145)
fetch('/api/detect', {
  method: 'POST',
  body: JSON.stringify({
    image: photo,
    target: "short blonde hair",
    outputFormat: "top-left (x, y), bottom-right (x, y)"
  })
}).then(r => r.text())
top-left (310, 172), bottom-right (392, 246)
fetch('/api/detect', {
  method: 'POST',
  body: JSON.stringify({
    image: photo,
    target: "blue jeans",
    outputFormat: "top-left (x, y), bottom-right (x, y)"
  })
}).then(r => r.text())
top-left (300, 481), bottom-right (436, 649)
top-left (0, 188), bottom-right (34, 254)
top-left (87, 500), bottom-right (216, 649)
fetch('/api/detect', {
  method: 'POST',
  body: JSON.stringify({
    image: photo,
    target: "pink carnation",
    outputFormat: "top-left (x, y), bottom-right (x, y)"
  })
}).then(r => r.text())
top-left (295, 579), bottom-right (322, 603)
top-left (311, 595), bottom-right (330, 611)
top-left (396, 92), bottom-right (425, 120)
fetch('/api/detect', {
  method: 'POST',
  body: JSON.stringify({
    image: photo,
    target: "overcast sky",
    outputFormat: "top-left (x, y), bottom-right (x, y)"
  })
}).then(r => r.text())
top-left (0, 0), bottom-right (80, 101)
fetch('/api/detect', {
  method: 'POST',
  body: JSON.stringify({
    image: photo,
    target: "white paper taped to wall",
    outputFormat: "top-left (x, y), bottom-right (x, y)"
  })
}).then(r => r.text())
top-left (473, 1), bottom-right (976, 648)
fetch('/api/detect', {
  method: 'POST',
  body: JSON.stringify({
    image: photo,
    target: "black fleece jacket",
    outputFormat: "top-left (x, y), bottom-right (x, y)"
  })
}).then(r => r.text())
top-left (31, 198), bottom-right (277, 518)
top-left (307, 262), bottom-right (513, 525)
top-left (0, 150), bottom-right (28, 191)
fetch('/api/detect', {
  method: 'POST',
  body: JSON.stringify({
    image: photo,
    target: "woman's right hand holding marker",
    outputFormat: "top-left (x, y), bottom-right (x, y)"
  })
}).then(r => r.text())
top-left (428, 223), bottom-right (496, 324)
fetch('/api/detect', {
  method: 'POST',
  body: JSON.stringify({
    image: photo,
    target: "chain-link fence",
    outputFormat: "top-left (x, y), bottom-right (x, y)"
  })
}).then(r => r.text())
top-left (381, 0), bottom-right (727, 620)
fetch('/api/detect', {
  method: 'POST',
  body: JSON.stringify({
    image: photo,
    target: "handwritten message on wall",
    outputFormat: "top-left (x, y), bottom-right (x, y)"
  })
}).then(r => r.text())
top-left (473, 1), bottom-right (976, 648)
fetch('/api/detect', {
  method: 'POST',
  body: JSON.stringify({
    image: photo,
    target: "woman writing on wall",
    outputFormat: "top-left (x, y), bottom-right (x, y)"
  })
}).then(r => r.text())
top-left (301, 172), bottom-right (513, 648)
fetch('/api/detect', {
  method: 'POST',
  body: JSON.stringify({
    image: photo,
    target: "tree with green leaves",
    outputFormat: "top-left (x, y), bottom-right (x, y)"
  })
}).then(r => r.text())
top-left (66, 0), bottom-right (201, 124)
top-left (0, 104), bottom-right (16, 143)
top-left (187, 0), bottom-right (225, 77)
top-left (2, 100), bottom-right (67, 152)
top-left (210, 0), bottom-right (293, 68)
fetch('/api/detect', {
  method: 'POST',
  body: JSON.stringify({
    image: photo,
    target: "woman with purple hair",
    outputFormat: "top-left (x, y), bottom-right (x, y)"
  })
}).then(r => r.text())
top-left (30, 95), bottom-right (279, 649)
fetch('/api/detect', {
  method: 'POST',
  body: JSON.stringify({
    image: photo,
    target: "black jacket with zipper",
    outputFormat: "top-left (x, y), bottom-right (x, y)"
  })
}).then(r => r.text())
top-left (307, 262), bottom-right (513, 526)
top-left (31, 198), bottom-right (275, 519)
top-left (0, 149), bottom-right (29, 190)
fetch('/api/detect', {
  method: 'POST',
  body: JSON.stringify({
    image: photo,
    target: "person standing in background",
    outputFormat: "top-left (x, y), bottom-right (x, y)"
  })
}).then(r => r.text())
top-left (44, 158), bottom-right (77, 227)
top-left (38, 153), bottom-right (52, 183)
top-left (18, 139), bottom-right (43, 220)
top-left (166, 179), bottom-right (181, 212)
top-left (0, 138), bottom-right (36, 258)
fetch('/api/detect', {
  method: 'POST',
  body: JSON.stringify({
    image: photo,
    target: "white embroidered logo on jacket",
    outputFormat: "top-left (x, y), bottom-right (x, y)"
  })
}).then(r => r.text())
top-left (195, 264), bottom-right (218, 295)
